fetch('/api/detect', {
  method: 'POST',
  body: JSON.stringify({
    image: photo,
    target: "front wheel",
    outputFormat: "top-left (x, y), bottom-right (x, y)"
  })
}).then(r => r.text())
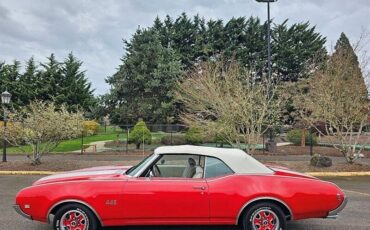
top-left (243, 202), bottom-right (287, 230)
top-left (53, 203), bottom-right (98, 230)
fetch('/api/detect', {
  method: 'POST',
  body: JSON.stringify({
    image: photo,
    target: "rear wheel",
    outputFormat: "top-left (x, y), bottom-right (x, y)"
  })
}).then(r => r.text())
top-left (242, 202), bottom-right (287, 230)
top-left (53, 203), bottom-right (98, 230)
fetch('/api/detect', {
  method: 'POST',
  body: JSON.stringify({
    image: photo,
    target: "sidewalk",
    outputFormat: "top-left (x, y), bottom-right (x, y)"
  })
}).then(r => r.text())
top-left (75, 140), bottom-right (113, 153)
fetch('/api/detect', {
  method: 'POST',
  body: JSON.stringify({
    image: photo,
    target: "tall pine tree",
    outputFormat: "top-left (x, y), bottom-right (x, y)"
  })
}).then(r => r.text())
top-left (58, 53), bottom-right (95, 112)
top-left (37, 53), bottom-right (61, 101)
top-left (0, 60), bottom-right (23, 107)
top-left (273, 21), bottom-right (327, 81)
top-left (331, 32), bottom-right (362, 79)
top-left (18, 57), bottom-right (38, 106)
top-left (1, 54), bottom-right (96, 113)
top-left (107, 28), bottom-right (183, 124)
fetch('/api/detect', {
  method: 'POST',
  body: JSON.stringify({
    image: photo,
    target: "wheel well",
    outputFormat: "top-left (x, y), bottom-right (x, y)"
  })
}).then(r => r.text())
top-left (237, 199), bottom-right (292, 225)
top-left (48, 201), bottom-right (102, 227)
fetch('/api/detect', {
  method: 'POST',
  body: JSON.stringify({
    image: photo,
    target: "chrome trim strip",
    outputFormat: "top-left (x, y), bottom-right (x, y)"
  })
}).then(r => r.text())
top-left (326, 196), bottom-right (348, 219)
top-left (203, 156), bottom-right (207, 178)
top-left (235, 197), bottom-right (294, 224)
top-left (46, 199), bottom-right (104, 227)
top-left (133, 154), bottom-right (160, 177)
top-left (13, 205), bottom-right (32, 220)
top-left (28, 179), bottom-right (127, 188)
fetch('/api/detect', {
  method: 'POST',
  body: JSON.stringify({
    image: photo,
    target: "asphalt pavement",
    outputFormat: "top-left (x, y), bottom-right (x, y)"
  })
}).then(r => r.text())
top-left (1, 175), bottom-right (369, 230)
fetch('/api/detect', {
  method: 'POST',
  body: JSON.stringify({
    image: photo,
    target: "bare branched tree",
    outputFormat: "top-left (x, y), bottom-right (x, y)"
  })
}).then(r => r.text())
top-left (294, 37), bottom-right (370, 164)
top-left (353, 29), bottom-right (370, 93)
top-left (176, 61), bottom-right (281, 154)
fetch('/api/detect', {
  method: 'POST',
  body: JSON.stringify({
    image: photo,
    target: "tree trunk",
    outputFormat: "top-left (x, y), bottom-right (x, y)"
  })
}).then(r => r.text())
top-left (301, 129), bottom-right (306, 147)
top-left (342, 149), bottom-right (354, 164)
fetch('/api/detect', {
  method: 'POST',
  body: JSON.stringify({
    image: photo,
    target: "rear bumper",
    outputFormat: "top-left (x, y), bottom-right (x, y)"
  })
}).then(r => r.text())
top-left (326, 197), bottom-right (348, 219)
top-left (13, 205), bottom-right (32, 220)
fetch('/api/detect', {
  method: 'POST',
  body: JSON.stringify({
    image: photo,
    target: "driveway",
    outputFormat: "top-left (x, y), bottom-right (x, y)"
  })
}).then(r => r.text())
top-left (1, 175), bottom-right (369, 230)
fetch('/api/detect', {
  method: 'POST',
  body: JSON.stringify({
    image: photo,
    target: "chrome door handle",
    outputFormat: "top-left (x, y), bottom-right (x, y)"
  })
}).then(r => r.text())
top-left (193, 186), bottom-right (206, 190)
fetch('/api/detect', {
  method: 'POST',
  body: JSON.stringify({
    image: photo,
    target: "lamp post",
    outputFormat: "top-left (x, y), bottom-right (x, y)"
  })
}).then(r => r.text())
top-left (256, 0), bottom-right (277, 83)
top-left (1, 90), bottom-right (11, 162)
top-left (256, 0), bottom-right (277, 152)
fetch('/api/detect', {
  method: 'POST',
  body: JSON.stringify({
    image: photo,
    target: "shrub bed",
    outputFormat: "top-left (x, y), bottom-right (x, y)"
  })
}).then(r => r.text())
top-left (287, 129), bottom-right (317, 145)
top-left (185, 126), bottom-right (203, 144)
top-left (161, 133), bottom-right (187, 145)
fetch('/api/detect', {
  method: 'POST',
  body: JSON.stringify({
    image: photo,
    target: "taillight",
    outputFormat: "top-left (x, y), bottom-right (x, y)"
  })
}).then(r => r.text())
top-left (336, 193), bottom-right (342, 201)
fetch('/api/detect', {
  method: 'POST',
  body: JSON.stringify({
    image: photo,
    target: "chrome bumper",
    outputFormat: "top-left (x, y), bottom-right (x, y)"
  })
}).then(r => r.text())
top-left (13, 205), bottom-right (32, 220)
top-left (326, 197), bottom-right (348, 219)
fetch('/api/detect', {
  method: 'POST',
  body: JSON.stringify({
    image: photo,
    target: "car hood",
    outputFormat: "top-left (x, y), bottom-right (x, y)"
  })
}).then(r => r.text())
top-left (33, 165), bottom-right (131, 186)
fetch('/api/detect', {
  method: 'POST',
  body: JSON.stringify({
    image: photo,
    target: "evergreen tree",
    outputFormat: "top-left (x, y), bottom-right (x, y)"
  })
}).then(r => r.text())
top-left (243, 17), bottom-right (266, 73)
top-left (205, 19), bottom-right (225, 59)
top-left (171, 13), bottom-right (199, 69)
top-left (223, 17), bottom-right (248, 62)
top-left (18, 57), bottom-right (38, 105)
top-left (59, 53), bottom-right (95, 112)
top-left (273, 21), bottom-right (327, 81)
top-left (105, 13), bottom-right (328, 125)
top-left (0, 54), bottom-right (96, 114)
top-left (0, 60), bottom-right (23, 107)
top-left (107, 28), bottom-right (183, 124)
top-left (37, 53), bottom-right (61, 101)
top-left (331, 32), bottom-right (362, 78)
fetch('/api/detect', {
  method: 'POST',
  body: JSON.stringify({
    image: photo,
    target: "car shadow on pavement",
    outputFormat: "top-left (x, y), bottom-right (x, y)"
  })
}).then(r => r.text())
top-left (102, 226), bottom-right (238, 230)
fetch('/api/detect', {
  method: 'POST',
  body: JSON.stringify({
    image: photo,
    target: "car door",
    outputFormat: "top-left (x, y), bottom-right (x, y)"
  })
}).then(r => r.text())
top-left (121, 154), bottom-right (209, 224)
top-left (204, 156), bottom-right (237, 224)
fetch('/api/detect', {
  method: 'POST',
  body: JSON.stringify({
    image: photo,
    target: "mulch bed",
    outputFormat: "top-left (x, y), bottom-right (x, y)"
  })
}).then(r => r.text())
top-left (255, 145), bottom-right (370, 157)
top-left (0, 159), bottom-right (138, 172)
top-left (260, 160), bottom-right (370, 172)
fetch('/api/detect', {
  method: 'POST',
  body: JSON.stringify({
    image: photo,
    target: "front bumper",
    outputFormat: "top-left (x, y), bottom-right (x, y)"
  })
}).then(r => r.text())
top-left (326, 197), bottom-right (348, 219)
top-left (13, 205), bottom-right (32, 220)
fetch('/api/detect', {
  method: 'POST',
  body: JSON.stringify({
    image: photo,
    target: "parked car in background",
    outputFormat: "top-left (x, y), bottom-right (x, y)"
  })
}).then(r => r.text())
top-left (14, 145), bottom-right (347, 230)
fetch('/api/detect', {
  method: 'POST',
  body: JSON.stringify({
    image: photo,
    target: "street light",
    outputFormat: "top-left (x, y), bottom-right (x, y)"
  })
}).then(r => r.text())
top-left (256, 0), bottom-right (277, 152)
top-left (1, 90), bottom-right (11, 162)
top-left (256, 0), bottom-right (277, 84)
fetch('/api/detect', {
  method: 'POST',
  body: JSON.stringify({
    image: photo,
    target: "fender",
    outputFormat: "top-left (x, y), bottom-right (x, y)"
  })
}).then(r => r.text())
top-left (235, 196), bottom-right (294, 224)
top-left (46, 199), bottom-right (104, 227)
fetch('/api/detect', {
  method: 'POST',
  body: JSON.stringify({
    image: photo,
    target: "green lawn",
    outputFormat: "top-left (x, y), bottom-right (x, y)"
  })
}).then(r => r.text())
top-left (3, 129), bottom-right (164, 154)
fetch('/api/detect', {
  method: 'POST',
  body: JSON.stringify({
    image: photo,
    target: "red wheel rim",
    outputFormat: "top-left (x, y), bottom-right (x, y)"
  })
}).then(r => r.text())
top-left (251, 209), bottom-right (279, 230)
top-left (60, 210), bottom-right (88, 230)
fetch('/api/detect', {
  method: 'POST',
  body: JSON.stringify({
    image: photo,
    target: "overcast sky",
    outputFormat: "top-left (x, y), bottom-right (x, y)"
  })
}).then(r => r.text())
top-left (1, 0), bottom-right (370, 95)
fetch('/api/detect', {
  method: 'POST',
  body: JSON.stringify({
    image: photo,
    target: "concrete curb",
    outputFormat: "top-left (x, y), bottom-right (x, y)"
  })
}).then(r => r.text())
top-left (1, 170), bottom-right (370, 176)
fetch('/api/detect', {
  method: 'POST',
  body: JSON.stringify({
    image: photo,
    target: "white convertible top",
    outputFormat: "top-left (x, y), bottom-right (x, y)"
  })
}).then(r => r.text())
top-left (154, 145), bottom-right (273, 174)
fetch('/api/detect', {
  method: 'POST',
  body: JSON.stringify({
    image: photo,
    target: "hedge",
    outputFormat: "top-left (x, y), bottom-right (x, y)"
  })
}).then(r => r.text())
top-left (287, 129), bottom-right (317, 145)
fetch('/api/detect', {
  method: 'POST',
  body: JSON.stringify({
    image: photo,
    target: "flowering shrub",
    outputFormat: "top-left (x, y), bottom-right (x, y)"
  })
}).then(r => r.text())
top-left (83, 120), bottom-right (100, 136)
top-left (5, 101), bottom-right (84, 165)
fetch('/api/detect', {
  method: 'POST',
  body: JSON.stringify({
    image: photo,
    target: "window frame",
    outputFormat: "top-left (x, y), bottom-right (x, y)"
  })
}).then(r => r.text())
top-left (204, 156), bottom-right (235, 179)
top-left (140, 153), bottom-right (206, 179)
top-left (125, 153), bottom-right (158, 177)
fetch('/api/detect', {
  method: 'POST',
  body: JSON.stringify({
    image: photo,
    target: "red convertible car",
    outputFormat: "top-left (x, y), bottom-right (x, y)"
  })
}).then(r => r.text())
top-left (14, 145), bottom-right (347, 230)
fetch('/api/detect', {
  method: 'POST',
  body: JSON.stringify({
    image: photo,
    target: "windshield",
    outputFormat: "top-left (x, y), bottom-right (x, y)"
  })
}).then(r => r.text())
top-left (125, 153), bottom-right (157, 176)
